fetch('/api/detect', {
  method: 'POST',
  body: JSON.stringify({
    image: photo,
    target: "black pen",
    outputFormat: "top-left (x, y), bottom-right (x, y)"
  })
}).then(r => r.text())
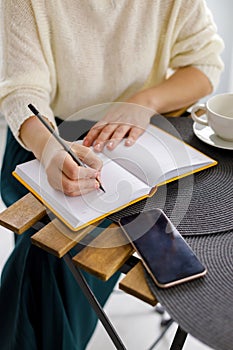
top-left (28, 104), bottom-right (105, 193)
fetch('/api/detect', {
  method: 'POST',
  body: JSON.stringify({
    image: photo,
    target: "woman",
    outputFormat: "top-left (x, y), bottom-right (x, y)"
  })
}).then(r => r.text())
top-left (0, 1), bottom-right (223, 349)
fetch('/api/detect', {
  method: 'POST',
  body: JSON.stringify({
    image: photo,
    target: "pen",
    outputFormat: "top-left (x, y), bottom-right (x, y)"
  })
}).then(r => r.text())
top-left (28, 104), bottom-right (105, 193)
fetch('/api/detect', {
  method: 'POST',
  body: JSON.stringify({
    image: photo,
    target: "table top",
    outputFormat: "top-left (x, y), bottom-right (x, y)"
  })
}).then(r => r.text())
top-left (0, 115), bottom-right (232, 350)
top-left (144, 116), bottom-right (233, 350)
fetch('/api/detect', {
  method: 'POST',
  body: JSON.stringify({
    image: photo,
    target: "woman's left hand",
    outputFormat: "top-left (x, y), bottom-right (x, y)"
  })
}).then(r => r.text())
top-left (83, 92), bottom-right (156, 152)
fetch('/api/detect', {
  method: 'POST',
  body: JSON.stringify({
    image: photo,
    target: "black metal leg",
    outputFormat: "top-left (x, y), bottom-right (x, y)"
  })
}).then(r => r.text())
top-left (147, 318), bottom-right (174, 350)
top-left (64, 253), bottom-right (127, 350)
top-left (169, 325), bottom-right (188, 350)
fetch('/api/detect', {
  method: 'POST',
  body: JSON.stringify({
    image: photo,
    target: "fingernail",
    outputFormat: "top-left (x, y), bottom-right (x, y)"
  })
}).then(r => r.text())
top-left (95, 180), bottom-right (100, 189)
top-left (107, 141), bottom-right (114, 149)
top-left (94, 143), bottom-right (101, 152)
top-left (83, 137), bottom-right (88, 145)
top-left (125, 139), bottom-right (133, 146)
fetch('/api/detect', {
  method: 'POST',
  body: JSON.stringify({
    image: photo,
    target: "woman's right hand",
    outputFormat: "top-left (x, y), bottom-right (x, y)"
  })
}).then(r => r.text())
top-left (20, 116), bottom-right (103, 196)
top-left (42, 142), bottom-right (103, 196)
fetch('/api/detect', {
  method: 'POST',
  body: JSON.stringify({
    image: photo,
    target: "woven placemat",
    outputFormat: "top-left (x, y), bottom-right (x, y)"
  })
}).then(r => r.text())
top-left (146, 230), bottom-right (233, 350)
top-left (110, 117), bottom-right (233, 235)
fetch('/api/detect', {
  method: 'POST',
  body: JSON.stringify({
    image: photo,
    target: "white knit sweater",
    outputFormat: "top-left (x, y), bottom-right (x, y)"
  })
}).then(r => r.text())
top-left (0, 0), bottom-right (224, 144)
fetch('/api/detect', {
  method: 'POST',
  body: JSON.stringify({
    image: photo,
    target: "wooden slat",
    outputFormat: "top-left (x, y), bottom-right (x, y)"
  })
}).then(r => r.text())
top-left (0, 193), bottom-right (46, 234)
top-left (31, 219), bottom-right (102, 258)
top-left (119, 261), bottom-right (158, 306)
top-left (72, 223), bottom-right (134, 281)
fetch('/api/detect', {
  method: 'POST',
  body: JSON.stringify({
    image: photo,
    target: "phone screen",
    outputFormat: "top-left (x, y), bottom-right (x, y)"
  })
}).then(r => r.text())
top-left (119, 209), bottom-right (206, 288)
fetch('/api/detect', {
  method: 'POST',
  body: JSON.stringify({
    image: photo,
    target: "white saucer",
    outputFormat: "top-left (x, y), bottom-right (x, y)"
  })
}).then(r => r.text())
top-left (193, 121), bottom-right (233, 150)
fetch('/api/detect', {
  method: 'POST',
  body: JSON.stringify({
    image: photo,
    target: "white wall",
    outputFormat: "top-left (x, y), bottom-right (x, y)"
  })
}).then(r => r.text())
top-left (206, 0), bottom-right (233, 93)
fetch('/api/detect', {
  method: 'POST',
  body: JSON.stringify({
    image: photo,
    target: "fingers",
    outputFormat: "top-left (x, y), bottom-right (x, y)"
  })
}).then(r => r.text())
top-left (88, 124), bottom-right (143, 151)
top-left (72, 144), bottom-right (103, 171)
top-left (106, 124), bottom-right (131, 150)
top-left (82, 111), bottom-right (150, 151)
top-left (125, 127), bottom-right (144, 146)
top-left (83, 121), bottom-right (108, 147)
top-left (84, 123), bottom-right (144, 151)
top-left (49, 173), bottom-right (100, 196)
top-left (94, 123), bottom-right (131, 151)
top-left (45, 146), bottom-right (103, 196)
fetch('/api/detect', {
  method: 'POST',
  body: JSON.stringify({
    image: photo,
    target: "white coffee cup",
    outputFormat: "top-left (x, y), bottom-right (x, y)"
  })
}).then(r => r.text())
top-left (191, 93), bottom-right (233, 141)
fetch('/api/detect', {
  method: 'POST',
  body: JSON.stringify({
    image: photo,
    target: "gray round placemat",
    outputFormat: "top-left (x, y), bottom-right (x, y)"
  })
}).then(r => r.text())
top-left (110, 117), bottom-right (233, 235)
top-left (146, 230), bottom-right (233, 350)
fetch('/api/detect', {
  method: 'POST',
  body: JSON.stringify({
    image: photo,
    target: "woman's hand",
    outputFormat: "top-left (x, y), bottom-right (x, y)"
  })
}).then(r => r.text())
top-left (20, 116), bottom-right (103, 196)
top-left (83, 92), bottom-right (156, 152)
top-left (42, 141), bottom-right (103, 196)
top-left (83, 66), bottom-right (213, 153)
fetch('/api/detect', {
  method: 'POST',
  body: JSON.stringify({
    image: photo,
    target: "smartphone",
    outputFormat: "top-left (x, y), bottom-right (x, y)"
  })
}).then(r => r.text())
top-left (119, 209), bottom-right (207, 288)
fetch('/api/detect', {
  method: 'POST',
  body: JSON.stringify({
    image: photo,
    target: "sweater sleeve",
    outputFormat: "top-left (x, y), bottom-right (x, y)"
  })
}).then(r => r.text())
top-left (169, 0), bottom-right (224, 90)
top-left (0, 0), bottom-right (57, 149)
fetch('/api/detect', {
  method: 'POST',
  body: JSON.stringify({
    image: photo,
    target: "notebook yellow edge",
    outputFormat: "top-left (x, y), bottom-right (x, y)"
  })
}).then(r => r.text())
top-left (12, 171), bottom-right (157, 232)
top-left (157, 160), bottom-right (218, 187)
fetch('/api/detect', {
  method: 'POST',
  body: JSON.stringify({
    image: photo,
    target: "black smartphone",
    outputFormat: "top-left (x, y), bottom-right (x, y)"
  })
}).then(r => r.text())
top-left (119, 209), bottom-right (207, 288)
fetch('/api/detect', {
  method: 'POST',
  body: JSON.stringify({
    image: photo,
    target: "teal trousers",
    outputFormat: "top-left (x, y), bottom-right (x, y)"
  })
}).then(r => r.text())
top-left (0, 128), bottom-right (120, 349)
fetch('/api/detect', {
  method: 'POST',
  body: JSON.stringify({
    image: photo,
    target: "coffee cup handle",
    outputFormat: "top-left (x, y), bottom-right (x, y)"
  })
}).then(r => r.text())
top-left (191, 104), bottom-right (208, 125)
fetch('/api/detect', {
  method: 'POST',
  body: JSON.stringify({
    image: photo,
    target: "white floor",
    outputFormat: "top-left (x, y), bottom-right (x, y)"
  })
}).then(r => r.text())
top-left (0, 120), bottom-right (213, 350)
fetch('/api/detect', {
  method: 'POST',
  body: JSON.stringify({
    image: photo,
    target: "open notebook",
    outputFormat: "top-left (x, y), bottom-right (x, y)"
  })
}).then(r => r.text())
top-left (13, 124), bottom-right (217, 231)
